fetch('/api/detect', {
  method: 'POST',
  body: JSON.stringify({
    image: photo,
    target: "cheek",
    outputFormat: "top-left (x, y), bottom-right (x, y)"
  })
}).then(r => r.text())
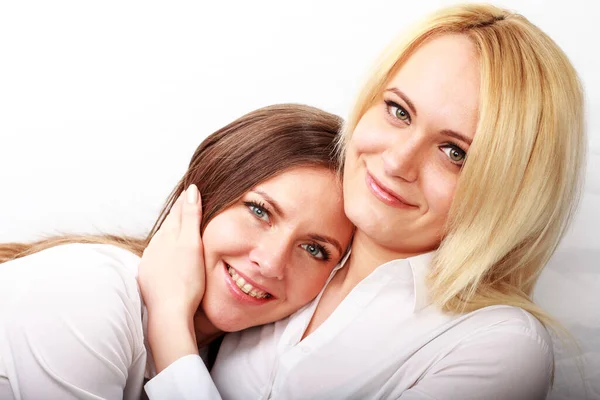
top-left (202, 212), bottom-right (252, 266)
top-left (422, 166), bottom-right (457, 216)
top-left (285, 266), bottom-right (332, 306)
top-left (351, 115), bottom-right (389, 155)
top-left (344, 115), bottom-right (389, 191)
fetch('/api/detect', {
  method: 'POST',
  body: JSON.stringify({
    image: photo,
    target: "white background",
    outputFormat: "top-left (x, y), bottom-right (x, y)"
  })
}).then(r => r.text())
top-left (0, 1), bottom-right (598, 399)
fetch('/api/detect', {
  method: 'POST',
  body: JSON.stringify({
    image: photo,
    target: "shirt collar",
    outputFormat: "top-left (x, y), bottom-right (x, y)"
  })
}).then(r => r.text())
top-left (406, 252), bottom-right (434, 312)
top-left (336, 249), bottom-right (434, 313)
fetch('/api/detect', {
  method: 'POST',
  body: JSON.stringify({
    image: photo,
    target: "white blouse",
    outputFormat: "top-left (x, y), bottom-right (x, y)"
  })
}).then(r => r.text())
top-left (0, 243), bottom-right (224, 400)
top-left (0, 243), bottom-right (553, 399)
top-left (147, 252), bottom-right (553, 400)
top-left (0, 244), bottom-right (152, 399)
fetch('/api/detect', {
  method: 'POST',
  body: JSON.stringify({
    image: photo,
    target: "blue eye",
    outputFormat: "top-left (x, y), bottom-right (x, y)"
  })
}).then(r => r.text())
top-left (440, 144), bottom-right (466, 166)
top-left (244, 201), bottom-right (270, 223)
top-left (300, 243), bottom-right (330, 261)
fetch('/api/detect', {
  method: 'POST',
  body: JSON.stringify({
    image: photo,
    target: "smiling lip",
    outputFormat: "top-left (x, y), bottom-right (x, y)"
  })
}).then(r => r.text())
top-left (366, 172), bottom-right (417, 209)
top-left (222, 262), bottom-right (274, 305)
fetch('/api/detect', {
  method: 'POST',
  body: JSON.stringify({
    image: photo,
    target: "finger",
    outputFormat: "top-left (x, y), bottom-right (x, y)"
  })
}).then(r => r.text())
top-left (181, 184), bottom-right (202, 244)
top-left (160, 190), bottom-right (185, 236)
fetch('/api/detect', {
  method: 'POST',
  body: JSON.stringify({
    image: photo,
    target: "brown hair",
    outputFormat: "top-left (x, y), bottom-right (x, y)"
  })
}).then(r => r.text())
top-left (0, 103), bottom-right (343, 263)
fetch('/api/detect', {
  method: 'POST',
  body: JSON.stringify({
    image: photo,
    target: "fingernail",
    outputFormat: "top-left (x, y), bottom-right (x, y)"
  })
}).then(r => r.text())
top-left (186, 184), bottom-right (198, 204)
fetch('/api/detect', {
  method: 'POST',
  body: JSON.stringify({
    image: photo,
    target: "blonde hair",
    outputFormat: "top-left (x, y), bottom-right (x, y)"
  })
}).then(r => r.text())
top-left (339, 4), bottom-right (586, 329)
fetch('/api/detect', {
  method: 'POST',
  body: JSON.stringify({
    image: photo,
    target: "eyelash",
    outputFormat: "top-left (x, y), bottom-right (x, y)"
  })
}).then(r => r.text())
top-left (243, 201), bottom-right (331, 262)
top-left (302, 243), bottom-right (332, 262)
top-left (244, 201), bottom-right (271, 223)
top-left (384, 99), bottom-right (411, 125)
top-left (440, 143), bottom-right (467, 167)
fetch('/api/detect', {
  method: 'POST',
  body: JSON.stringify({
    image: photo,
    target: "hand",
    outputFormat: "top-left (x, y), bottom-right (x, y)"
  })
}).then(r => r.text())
top-left (138, 184), bottom-right (205, 317)
top-left (137, 184), bottom-right (205, 372)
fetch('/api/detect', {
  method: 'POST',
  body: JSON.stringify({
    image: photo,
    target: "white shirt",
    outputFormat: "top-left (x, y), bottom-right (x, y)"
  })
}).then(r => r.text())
top-left (0, 243), bottom-right (220, 400)
top-left (148, 252), bottom-right (553, 400)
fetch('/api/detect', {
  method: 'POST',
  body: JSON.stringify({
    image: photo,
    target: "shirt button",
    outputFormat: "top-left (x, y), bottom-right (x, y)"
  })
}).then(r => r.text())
top-left (300, 345), bottom-right (311, 354)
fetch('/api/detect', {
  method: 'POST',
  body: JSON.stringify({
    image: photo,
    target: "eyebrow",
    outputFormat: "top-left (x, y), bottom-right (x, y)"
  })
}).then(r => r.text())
top-left (440, 129), bottom-right (473, 146)
top-left (385, 87), bottom-right (472, 146)
top-left (385, 88), bottom-right (417, 117)
top-left (251, 190), bottom-right (285, 218)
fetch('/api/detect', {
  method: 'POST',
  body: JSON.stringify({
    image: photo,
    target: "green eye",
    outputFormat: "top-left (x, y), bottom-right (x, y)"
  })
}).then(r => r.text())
top-left (384, 100), bottom-right (411, 123)
top-left (395, 106), bottom-right (409, 121)
top-left (449, 148), bottom-right (463, 162)
top-left (441, 145), bottom-right (466, 165)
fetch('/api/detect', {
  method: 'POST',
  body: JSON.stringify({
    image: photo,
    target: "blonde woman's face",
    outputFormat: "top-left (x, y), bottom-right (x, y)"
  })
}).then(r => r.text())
top-left (344, 34), bottom-right (480, 256)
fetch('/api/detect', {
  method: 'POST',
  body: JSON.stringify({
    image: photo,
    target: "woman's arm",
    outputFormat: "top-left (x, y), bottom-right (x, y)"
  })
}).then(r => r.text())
top-left (144, 354), bottom-right (221, 399)
top-left (138, 186), bottom-right (206, 372)
top-left (138, 185), bottom-right (222, 399)
top-left (0, 244), bottom-right (146, 399)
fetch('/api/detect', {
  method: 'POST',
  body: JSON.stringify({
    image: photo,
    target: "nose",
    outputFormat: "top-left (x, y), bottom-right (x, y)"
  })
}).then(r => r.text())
top-left (248, 234), bottom-right (291, 280)
top-left (381, 133), bottom-right (423, 183)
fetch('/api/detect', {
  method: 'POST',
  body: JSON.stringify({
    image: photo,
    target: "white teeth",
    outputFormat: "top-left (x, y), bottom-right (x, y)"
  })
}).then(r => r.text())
top-left (227, 265), bottom-right (270, 299)
top-left (241, 283), bottom-right (252, 293)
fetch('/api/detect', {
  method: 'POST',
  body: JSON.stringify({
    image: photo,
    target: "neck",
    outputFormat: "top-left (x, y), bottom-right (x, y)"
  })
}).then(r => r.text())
top-left (193, 310), bottom-right (223, 348)
top-left (344, 229), bottom-right (421, 285)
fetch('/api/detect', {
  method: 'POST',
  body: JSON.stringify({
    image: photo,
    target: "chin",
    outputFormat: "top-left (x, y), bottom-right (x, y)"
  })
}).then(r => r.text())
top-left (345, 195), bottom-right (386, 232)
top-left (200, 298), bottom-right (244, 333)
top-left (206, 310), bottom-right (248, 333)
top-left (346, 203), bottom-right (436, 255)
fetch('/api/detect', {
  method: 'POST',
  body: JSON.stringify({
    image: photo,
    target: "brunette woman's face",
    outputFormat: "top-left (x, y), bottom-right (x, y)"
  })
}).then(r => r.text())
top-left (201, 166), bottom-right (353, 332)
top-left (343, 34), bottom-right (480, 256)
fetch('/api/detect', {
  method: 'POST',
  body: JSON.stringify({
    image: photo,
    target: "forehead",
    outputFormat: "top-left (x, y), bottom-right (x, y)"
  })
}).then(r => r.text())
top-left (253, 166), bottom-right (346, 221)
top-left (250, 166), bottom-right (352, 248)
top-left (254, 166), bottom-right (341, 204)
top-left (386, 34), bottom-right (480, 136)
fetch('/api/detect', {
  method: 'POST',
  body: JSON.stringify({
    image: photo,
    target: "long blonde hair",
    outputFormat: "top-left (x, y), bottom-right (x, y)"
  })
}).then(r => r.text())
top-left (339, 4), bottom-right (586, 328)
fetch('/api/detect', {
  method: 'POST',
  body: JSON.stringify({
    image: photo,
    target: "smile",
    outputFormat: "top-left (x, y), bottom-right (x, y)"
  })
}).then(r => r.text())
top-left (227, 265), bottom-right (272, 299)
top-left (366, 172), bottom-right (417, 209)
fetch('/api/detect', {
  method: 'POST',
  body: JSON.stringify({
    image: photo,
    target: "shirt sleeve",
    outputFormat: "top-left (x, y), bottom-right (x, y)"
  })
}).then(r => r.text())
top-left (398, 319), bottom-right (553, 400)
top-left (144, 354), bottom-right (222, 400)
top-left (0, 244), bottom-right (146, 400)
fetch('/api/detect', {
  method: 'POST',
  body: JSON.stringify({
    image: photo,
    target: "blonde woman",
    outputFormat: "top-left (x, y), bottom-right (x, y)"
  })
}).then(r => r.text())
top-left (141, 4), bottom-right (585, 399)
